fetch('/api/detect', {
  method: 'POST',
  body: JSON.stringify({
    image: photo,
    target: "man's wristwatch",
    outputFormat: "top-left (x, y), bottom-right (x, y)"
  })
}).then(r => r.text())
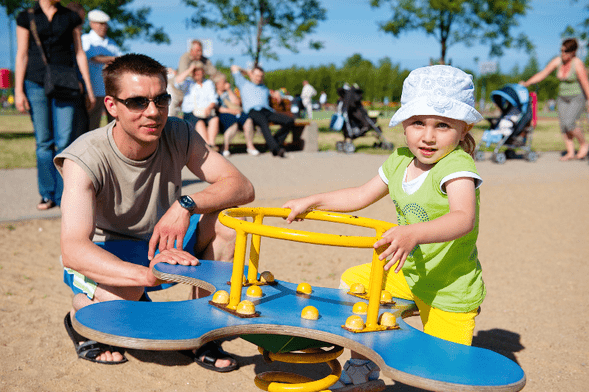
top-left (178, 195), bottom-right (196, 213)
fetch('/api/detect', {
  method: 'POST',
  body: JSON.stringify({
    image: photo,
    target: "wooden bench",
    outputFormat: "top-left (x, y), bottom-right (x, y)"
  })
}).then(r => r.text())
top-left (270, 111), bottom-right (319, 153)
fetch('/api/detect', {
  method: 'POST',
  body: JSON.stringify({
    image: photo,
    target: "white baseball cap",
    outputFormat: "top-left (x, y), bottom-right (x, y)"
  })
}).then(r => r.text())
top-left (88, 9), bottom-right (110, 23)
top-left (389, 65), bottom-right (483, 127)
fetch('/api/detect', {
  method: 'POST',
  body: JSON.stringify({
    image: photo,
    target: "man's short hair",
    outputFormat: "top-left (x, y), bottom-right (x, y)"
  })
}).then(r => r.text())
top-left (562, 38), bottom-right (578, 53)
top-left (103, 53), bottom-right (168, 97)
top-left (252, 66), bottom-right (264, 74)
top-left (191, 39), bottom-right (203, 48)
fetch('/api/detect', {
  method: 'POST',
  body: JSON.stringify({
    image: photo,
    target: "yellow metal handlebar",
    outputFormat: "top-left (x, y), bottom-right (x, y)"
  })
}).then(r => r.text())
top-left (219, 207), bottom-right (394, 248)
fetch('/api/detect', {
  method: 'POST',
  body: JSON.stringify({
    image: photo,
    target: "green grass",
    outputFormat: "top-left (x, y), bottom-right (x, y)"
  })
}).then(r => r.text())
top-left (0, 112), bottom-right (565, 169)
top-left (0, 113), bottom-right (35, 169)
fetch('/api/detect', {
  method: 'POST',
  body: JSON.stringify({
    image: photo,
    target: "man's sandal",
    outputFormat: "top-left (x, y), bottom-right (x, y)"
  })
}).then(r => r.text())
top-left (182, 341), bottom-right (239, 373)
top-left (64, 313), bottom-right (128, 365)
top-left (329, 359), bottom-right (386, 392)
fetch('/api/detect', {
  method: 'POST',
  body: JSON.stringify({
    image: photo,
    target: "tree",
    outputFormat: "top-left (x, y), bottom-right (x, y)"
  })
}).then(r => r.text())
top-left (182, 0), bottom-right (327, 67)
top-left (370, 0), bottom-right (533, 65)
top-left (1, 0), bottom-right (170, 51)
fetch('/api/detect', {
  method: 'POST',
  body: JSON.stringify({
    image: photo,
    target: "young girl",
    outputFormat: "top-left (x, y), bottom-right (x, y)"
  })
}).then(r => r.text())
top-left (283, 65), bottom-right (486, 390)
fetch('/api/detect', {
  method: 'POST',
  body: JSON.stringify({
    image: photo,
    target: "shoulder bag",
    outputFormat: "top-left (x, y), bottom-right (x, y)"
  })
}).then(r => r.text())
top-left (28, 9), bottom-right (82, 100)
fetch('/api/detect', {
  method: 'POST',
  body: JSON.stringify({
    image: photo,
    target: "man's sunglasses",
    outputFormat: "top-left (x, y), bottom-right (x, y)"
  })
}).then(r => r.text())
top-left (113, 93), bottom-right (171, 112)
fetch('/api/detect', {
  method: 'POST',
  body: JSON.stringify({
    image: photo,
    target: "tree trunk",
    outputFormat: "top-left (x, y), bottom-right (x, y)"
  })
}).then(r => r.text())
top-left (255, 5), bottom-right (264, 68)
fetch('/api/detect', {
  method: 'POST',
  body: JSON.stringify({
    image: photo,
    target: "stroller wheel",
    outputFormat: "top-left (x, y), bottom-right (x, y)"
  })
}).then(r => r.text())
top-left (492, 152), bottom-right (507, 164)
top-left (336, 141), bottom-right (344, 152)
top-left (474, 150), bottom-right (485, 161)
top-left (525, 151), bottom-right (538, 162)
top-left (380, 140), bottom-right (394, 150)
top-left (343, 141), bottom-right (356, 154)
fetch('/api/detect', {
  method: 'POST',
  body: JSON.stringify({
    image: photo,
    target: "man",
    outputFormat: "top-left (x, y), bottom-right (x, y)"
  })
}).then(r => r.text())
top-left (300, 80), bottom-right (317, 119)
top-left (175, 61), bottom-right (220, 148)
top-left (177, 39), bottom-right (218, 78)
top-left (231, 64), bottom-right (294, 157)
top-left (82, 9), bottom-right (122, 130)
top-left (55, 54), bottom-right (254, 368)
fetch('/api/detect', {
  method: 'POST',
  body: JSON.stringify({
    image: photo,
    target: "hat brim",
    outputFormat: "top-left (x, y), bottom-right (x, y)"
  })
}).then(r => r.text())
top-left (389, 96), bottom-right (483, 128)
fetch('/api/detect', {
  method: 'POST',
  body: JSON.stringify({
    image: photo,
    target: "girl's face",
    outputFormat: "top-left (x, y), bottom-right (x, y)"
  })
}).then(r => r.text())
top-left (402, 115), bottom-right (471, 170)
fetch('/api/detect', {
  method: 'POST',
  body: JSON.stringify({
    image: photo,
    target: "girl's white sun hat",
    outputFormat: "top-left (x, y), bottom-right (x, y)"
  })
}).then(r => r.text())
top-left (389, 65), bottom-right (484, 127)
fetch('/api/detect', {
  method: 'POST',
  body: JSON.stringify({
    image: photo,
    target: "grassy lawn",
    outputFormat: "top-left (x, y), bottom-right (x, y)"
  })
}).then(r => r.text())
top-left (0, 110), bottom-right (565, 169)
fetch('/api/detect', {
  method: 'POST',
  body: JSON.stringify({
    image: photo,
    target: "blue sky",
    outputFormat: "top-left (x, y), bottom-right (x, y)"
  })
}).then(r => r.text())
top-left (1, 0), bottom-right (587, 75)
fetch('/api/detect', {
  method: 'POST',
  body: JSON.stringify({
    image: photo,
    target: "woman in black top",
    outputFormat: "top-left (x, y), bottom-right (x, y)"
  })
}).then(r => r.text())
top-left (15, 0), bottom-right (95, 210)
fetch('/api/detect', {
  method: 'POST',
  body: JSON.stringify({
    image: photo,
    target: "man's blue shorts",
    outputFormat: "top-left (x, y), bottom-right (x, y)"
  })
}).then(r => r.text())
top-left (63, 214), bottom-right (201, 300)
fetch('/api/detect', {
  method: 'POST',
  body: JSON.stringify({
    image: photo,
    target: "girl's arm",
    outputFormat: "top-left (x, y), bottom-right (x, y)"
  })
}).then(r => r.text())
top-left (375, 177), bottom-right (476, 273)
top-left (282, 175), bottom-right (389, 223)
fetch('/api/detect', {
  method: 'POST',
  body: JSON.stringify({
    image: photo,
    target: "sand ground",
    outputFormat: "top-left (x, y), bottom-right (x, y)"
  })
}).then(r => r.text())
top-left (0, 151), bottom-right (588, 391)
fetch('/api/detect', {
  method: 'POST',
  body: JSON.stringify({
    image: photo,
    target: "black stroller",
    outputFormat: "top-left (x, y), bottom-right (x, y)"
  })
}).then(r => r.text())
top-left (329, 83), bottom-right (393, 153)
top-left (474, 84), bottom-right (538, 163)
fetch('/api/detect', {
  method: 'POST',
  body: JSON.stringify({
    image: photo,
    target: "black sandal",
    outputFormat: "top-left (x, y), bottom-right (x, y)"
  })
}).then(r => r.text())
top-left (64, 313), bottom-right (128, 365)
top-left (37, 198), bottom-right (56, 210)
top-left (184, 341), bottom-right (239, 373)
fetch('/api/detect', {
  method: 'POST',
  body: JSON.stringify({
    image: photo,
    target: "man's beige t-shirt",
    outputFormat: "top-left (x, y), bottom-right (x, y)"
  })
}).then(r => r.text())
top-left (55, 117), bottom-right (197, 242)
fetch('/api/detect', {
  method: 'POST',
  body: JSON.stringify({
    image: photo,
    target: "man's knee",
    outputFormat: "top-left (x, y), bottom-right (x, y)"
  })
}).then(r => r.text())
top-left (214, 218), bottom-right (237, 246)
top-left (94, 284), bottom-right (145, 303)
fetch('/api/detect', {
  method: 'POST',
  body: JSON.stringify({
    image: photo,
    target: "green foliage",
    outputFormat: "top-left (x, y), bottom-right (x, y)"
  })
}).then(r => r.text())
top-left (1, 0), bottom-right (170, 51)
top-left (564, 1), bottom-right (589, 41)
top-left (370, 0), bottom-right (533, 64)
top-left (261, 54), bottom-right (409, 104)
top-left (181, 0), bottom-right (327, 66)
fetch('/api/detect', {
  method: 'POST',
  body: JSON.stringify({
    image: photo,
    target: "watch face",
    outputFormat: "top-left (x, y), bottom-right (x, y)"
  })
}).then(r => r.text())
top-left (180, 196), bottom-right (196, 210)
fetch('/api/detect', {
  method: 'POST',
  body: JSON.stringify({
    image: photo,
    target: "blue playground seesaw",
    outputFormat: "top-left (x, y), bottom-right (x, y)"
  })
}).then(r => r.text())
top-left (73, 208), bottom-right (526, 392)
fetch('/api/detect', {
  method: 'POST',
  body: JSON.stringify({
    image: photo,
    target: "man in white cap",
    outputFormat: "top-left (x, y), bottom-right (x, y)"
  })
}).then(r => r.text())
top-left (82, 9), bottom-right (122, 131)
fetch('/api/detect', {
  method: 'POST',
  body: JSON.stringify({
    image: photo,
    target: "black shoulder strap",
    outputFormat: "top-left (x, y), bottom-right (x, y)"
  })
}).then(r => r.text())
top-left (27, 9), bottom-right (49, 66)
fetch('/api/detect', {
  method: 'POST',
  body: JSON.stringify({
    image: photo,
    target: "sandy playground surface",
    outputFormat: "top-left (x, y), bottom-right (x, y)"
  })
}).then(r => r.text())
top-left (0, 151), bottom-right (588, 391)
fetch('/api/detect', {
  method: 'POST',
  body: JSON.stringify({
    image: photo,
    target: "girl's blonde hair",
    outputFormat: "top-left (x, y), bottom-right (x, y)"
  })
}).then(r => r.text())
top-left (460, 133), bottom-right (476, 157)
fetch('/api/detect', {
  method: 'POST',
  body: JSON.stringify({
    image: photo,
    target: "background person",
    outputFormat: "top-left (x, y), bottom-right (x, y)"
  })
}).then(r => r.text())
top-left (231, 64), bottom-right (294, 157)
top-left (214, 73), bottom-right (259, 157)
top-left (82, 9), bottom-right (122, 131)
top-left (319, 90), bottom-right (327, 110)
top-left (301, 80), bottom-right (317, 119)
top-left (177, 39), bottom-right (218, 78)
top-left (55, 53), bottom-right (254, 367)
top-left (175, 61), bottom-right (220, 148)
top-left (521, 38), bottom-right (589, 161)
top-left (15, 0), bottom-right (96, 210)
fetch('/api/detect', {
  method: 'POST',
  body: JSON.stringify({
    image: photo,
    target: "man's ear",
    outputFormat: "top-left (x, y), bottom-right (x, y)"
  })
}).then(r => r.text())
top-left (104, 96), bottom-right (118, 118)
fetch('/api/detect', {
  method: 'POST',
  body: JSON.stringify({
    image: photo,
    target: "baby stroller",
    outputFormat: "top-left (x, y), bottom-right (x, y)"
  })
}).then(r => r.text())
top-left (475, 84), bottom-right (538, 164)
top-left (330, 83), bottom-right (393, 153)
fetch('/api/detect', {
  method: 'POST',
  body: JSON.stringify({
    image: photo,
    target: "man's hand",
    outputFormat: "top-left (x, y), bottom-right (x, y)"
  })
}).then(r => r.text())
top-left (147, 248), bottom-right (200, 286)
top-left (148, 203), bottom-right (192, 260)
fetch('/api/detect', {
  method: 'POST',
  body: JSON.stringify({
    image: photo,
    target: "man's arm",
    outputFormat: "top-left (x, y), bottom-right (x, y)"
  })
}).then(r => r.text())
top-left (60, 159), bottom-right (158, 287)
top-left (61, 159), bottom-right (198, 287)
top-left (148, 136), bottom-right (255, 258)
top-left (175, 63), bottom-right (196, 86)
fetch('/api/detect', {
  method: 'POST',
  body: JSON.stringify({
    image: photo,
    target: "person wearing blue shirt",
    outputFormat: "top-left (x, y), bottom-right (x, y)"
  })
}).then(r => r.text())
top-left (231, 65), bottom-right (294, 157)
top-left (82, 9), bottom-right (122, 131)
